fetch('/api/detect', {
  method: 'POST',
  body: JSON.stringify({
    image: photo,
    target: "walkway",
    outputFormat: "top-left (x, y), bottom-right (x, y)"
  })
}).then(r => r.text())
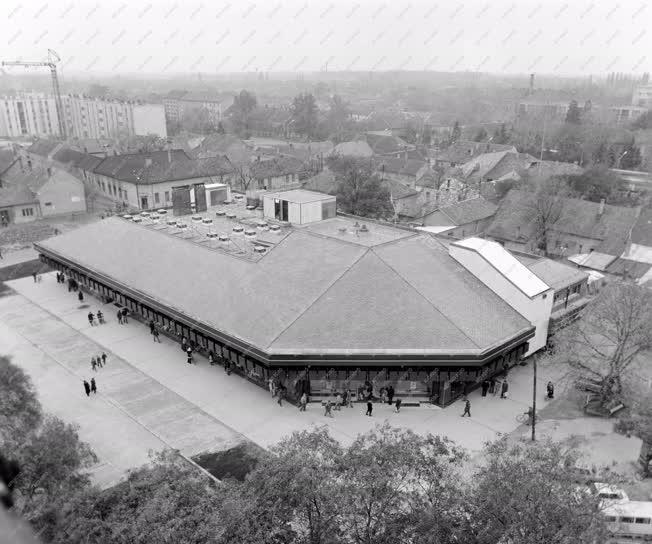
top-left (4, 273), bottom-right (566, 454)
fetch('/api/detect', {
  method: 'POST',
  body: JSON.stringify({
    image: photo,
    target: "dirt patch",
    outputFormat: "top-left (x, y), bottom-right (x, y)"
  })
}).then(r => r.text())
top-left (192, 442), bottom-right (268, 481)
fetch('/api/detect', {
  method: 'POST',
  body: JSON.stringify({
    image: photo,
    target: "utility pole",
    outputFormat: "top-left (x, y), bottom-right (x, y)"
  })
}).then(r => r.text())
top-left (532, 356), bottom-right (537, 441)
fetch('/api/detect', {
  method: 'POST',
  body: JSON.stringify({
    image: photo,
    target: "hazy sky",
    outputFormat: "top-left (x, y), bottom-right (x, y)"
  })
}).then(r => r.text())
top-left (1, 0), bottom-right (650, 77)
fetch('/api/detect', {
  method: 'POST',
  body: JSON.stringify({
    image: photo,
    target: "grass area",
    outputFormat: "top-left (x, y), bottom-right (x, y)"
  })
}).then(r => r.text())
top-left (192, 442), bottom-right (268, 481)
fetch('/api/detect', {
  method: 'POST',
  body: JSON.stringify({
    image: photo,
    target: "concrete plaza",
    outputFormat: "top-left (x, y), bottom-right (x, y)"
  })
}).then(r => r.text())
top-left (2, 271), bottom-right (640, 487)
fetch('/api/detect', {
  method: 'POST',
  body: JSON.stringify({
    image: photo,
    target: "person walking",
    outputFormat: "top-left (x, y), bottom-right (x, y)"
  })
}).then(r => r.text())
top-left (461, 399), bottom-right (471, 417)
top-left (96, 354), bottom-right (103, 368)
top-left (181, 336), bottom-right (188, 353)
top-left (387, 385), bottom-right (395, 405)
top-left (481, 379), bottom-right (489, 397)
top-left (277, 386), bottom-right (285, 406)
top-left (117, 310), bottom-right (123, 324)
top-left (101, 352), bottom-right (107, 366)
top-left (83, 380), bottom-right (91, 397)
top-left (152, 328), bottom-right (161, 343)
top-left (395, 398), bottom-right (402, 413)
top-left (97, 310), bottom-right (104, 324)
top-left (149, 320), bottom-right (156, 335)
top-left (90, 378), bottom-right (97, 394)
top-left (91, 357), bottom-right (97, 372)
top-left (186, 346), bottom-right (193, 364)
top-left (335, 393), bottom-right (342, 411)
top-left (493, 377), bottom-right (502, 397)
top-left (208, 351), bottom-right (215, 366)
top-left (500, 380), bottom-right (509, 399)
top-left (121, 308), bottom-right (128, 323)
top-left (365, 401), bottom-right (373, 416)
top-left (78, 290), bottom-right (84, 303)
top-left (546, 381), bottom-right (554, 399)
top-left (87, 312), bottom-right (95, 326)
top-left (347, 389), bottom-right (354, 407)
top-left (32, 272), bottom-right (37, 283)
top-left (268, 378), bottom-right (276, 397)
top-left (299, 393), bottom-right (307, 411)
top-left (324, 400), bottom-right (334, 417)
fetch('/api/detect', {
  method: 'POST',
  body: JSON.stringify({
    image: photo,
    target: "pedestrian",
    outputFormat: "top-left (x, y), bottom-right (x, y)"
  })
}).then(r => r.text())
top-left (121, 308), bottom-right (128, 323)
top-left (61, 273), bottom-right (65, 284)
top-left (493, 377), bottom-right (502, 397)
top-left (67, 278), bottom-right (73, 292)
top-left (83, 380), bottom-right (91, 397)
top-left (489, 378), bottom-right (496, 395)
top-left (78, 290), bottom-right (84, 302)
top-left (461, 399), bottom-right (471, 417)
top-left (101, 352), bottom-right (107, 366)
top-left (299, 392), bottom-right (307, 411)
top-left (152, 329), bottom-right (161, 343)
top-left (502, 362), bottom-right (509, 377)
top-left (224, 359), bottom-right (231, 375)
top-left (181, 336), bottom-right (188, 352)
top-left (32, 272), bottom-right (37, 283)
top-left (149, 320), bottom-right (155, 335)
top-left (186, 351), bottom-right (192, 365)
top-left (87, 312), bottom-right (95, 326)
top-left (365, 401), bottom-right (373, 416)
top-left (90, 377), bottom-right (97, 394)
top-left (55, 272), bottom-right (60, 282)
top-left (96, 354), bottom-right (103, 368)
top-left (500, 380), bottom-right (509, 399)
top-left (91, 357), bottom-right (97, 371)
top-left (186, 346), bottom-right (193, 363)
top-left (342, 389), bottom-right (348, 407)
top-left (481, 379), bottom-right (489, 397)
top-left (395, 398), bottom-right (402, 413)
top-left (335, 393), bottom-right (342, 410)
top-left (208, 351), bottom-right (215, 365)
top-left (387, 385), bottom-right (395, 405)
top-left (277, 386), bottom-right (285, 406)
top-left (97, 310), bottom-right (104, 324)
top-left (117, 310), bottom-right (123, 324)
top-left (268, 378), bottom-right (275, 397)
top-left (547, 381), bottom-right (554, 399)
top-left (347, 389), bottom-right (354, 407)
top-left (324, 400), bottom-right (333, 417)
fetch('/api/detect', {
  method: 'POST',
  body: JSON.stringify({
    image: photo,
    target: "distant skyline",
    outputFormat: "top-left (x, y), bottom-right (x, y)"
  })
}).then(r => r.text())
top-left (1, 0), bottom-right (650, 78)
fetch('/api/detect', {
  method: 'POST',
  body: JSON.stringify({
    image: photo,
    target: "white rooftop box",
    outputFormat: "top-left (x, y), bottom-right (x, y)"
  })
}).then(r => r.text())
top-left (262, 189), bottom-right (336, 225)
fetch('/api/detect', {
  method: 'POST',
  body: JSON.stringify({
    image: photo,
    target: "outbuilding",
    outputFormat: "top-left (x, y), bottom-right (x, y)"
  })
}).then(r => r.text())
top-left (262, 189), bottom-right (336, 225)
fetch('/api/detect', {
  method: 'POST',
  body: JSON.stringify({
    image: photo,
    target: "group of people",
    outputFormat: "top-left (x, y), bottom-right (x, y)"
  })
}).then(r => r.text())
top-left (84, 352), bottom-right (108, 397)
top-left (116, 308), bottom-right (129, 324)
top-left (479, 378), bottom-right (510, 399)
top-left (31, 272), bottom-right (43, 283)
top-left (87, 310), bottom-right (106, 326)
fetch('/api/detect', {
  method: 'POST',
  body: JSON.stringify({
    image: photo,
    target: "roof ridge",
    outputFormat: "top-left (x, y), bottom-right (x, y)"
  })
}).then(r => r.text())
top-left (372, 242), bottom-right (482, 350)
top-left (264, 247), bottom-right (369, 350)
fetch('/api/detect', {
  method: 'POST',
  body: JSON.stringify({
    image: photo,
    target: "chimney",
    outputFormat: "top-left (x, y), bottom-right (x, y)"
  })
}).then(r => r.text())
top-left (598, 198), bottom-right (605, 216)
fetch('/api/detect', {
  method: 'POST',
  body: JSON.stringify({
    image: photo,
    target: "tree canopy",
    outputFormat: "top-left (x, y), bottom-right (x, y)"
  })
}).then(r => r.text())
top-left (0, 356), bottom-right (42, 446)
top-left (291, 93), bottom-right (319, 139)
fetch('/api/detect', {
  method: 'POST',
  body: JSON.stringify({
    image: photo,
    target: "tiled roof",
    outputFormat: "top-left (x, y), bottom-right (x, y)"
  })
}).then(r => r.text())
top-left (523, 257), bottom-right (589, 291)
top-left (249, 156), bottom-right (306, 180)
top-left (487, 189), bottom-right (640, 256)
top-left (384, 177), bottom-right (418, 200)
top-left (526, 160), bottom-right (584, 179)
top-left (606, 257), bottom-right (652, 279)
top-left (435, 140), bottom-right (517, 164)
top-left (0, 182), bottom-right (37, 207)
top-left (461, 151), bottom-right (536, 181)
top-left (330, 140), bottom-right (374, 158)
top-left (192, 134), bottom-right (251, 161)
top-left (93, 150), bottom-right (234, 184)
top-left (0, 149), bottom-right (16, 175)
top-left (53, 148), bottom-right (103, 171)
top-left (376, 157), bottom-right (427, 177)
top-left (26, 139), bottom-right (62, 157)
top-left (435, 197), bottom-right (498, 225)
top-left (36, 218), bottom-right (531, 355)
top-left (631, 208), bottom-right (652, 245)
top-left (365, 132), bottom-right (410, 155)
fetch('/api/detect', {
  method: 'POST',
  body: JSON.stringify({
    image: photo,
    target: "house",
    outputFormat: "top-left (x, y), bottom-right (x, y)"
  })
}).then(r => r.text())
top-left (0, 162), bottom-right (86, 224)
top-left (418, 197), bottom-right (497, 237)
top-left (191, 134), bottom-right (252, 164)
top-left (329, 140), bottom-right (374, 158)
top-left (486, 189), bottom-right (641, 258)
top-left (460, 151), bottom-right (537, 184)
top-left (92, 149), bottom-right (235, 210)
top-left (525, 160), bottom-right (584, 180)
top-left (365, 131), bottom-right (413, 156)
top-left (376, 157), bottom-right (429, 187)
top-left (433, 140), bottom-right (517, 168)
top-left (248, 156), bottom-right (307, 191)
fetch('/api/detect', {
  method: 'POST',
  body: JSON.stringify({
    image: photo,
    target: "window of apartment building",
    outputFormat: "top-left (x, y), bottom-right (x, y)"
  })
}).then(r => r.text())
top-left (154, 193), bottom-right (160, 204)
top-left (21, 208), bottom-right (34, 217)
top-left (164, 191), bottom-right (170, 202)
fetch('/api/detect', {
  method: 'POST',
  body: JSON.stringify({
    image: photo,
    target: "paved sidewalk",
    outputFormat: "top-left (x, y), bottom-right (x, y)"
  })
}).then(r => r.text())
top-left (0, 289), bottom-right (246, 488)
top-left (5, 273), bottom-right (566, 453)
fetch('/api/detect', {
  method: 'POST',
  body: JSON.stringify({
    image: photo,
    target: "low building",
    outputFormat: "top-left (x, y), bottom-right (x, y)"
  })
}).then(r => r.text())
top-left (248, 156), bottom-right (307, 191)
top-left (365, 131), bottom-right (413, 156)
top-left (419, 197), bottom-right (497, 238)
top-left (460, 151), bottom-right (537, 184)
top-left (36, 210), bottom-right (536, 407)
top-left (376, 157), bottom-right (429, 188)
top-left (0, 93), bottom-right (59, 138)
top-left (433, 140), bottom-right (517, 168)
top-left (262, 189), bottom-right (336, 224)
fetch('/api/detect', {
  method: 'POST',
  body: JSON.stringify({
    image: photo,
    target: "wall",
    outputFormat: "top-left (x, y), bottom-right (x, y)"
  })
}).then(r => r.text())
top-left (133, 104), bottom-right (167, 138)
top-left (37, 169), bottom-right (86, 217)
top-left (12, 204), bottom-right (40, 224)
top-left (0, 93), bottom-right (59, 138)
top-left (288, 201), bottom-right (301, 224)
top-left (298, 200), bottom-right (334, 224)
top-left (449, 244), bottom-right (554, 356)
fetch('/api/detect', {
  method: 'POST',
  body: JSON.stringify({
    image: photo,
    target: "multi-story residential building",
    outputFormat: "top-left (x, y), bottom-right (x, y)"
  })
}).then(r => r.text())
top-left (163, 90), bottom-right (234, 129)
top-left (0, 93), bottom-right (59, 138)
top-left (632, 85), bottom-right (652, 108)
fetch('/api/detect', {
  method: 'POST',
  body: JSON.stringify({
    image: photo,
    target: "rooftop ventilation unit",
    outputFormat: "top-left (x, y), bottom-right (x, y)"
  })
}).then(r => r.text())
top-left (157, 209), bottom-right (167, 215)
top-left (150, 213), bottom-right (160, 220)
top-left (140, 211), bottom-right (150, 217)
top-left (215, 210), bottom-right (226, 217)
top-left (256, 221), bottom-right (269, 229)
top-left (246, 205), bottom-right (256, 210)
top-left (254, 245), bottom-right (266, 253)
top-left (232, 226), bottom-right (244, 234)
top-left (226, 213), bottom-right (237, 220)
top-left (176, 222), bottom-right (188, 229)
top-left (269, 224), bottom-right (281, 232)
top-left (218, 234), bottom-right (230, 242)
top-left (167, 219), bottom-right (177, 226)
top-left (233, 194), bottom-right (244, 200)
top-left (122, 214), bottom-right (133, 220)
top-left (132, 217), bottom-right (143, 223)
top-left (360, 224), bottom-right (369, 233)
top-left (244, 229), bottom-right (257, 238)
top-left (191, 215), bottom-right (202, 222)
top-left (202, 218), bottom-right (213, 224)
top-left (206, 232), bottom-right (218, 239)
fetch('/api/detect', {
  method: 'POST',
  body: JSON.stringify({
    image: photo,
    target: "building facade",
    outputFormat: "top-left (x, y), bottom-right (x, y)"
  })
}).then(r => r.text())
top-left (0, 93), bottom-right (59, 138)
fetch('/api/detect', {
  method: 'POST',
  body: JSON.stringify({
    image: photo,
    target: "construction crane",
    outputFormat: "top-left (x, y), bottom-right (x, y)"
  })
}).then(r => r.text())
top-left (2, 49), bottom-right (66, 139)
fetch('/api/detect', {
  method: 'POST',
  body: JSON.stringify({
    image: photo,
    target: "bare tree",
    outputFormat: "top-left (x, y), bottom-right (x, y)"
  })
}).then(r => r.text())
top-left (557, 282), bottom-right (652, 402)
top-left (523, 176), bottom-right (570, 256)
